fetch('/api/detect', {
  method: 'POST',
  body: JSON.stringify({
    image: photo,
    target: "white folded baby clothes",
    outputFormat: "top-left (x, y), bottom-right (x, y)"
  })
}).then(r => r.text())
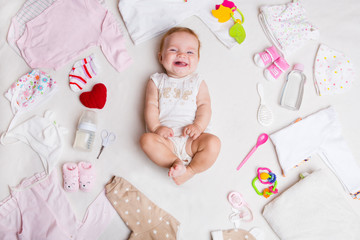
top-left (270, 106), bottom-right (360, 199)
top-left (258, 0), bottom-right (319, 56)
top-left (1, 111), bottom-right (66, 175)
top-left (314, 44), bottom-right (356, 96)
top-left (118, 0), bottom-right (237, 48)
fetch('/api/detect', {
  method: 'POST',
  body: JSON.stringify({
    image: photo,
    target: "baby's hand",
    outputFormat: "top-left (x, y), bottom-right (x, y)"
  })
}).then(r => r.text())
top-left (154, 126), bottom-right (174, 138)
top-left (183, 124), bottom-right (202, 140)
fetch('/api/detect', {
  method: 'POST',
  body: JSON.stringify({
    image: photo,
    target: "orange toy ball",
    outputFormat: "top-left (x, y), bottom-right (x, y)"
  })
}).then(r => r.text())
top-left (260, 172), bottom-right (270, 180)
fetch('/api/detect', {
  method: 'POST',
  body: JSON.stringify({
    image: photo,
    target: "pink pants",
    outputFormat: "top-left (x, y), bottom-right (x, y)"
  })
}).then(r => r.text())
top-left (0, 171), bottom-right (115, 240)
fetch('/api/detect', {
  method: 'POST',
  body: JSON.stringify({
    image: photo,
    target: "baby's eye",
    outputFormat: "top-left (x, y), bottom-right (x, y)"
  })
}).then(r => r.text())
top-left (169, 48), bottom-right (177, 52)
top-left (187, 51), bottom-right (194, 54)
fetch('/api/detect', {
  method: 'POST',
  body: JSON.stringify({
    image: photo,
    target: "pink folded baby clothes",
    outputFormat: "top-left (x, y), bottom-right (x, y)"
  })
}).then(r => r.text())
top-left (0, 171), bottom-right (115, 240)
top-left (16, 0), bottom-right (132, 71)
top-left (7, 0), bottom-right (56, 55)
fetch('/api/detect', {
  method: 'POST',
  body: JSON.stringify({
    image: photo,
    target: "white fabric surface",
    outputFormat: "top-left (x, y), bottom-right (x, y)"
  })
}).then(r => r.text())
top-left (263, 169), bottom-right (360, 240)
top-left (1, 0), bottom-right (360, 239)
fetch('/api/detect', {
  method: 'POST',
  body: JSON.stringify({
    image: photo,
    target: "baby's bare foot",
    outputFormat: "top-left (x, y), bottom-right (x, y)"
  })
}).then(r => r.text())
top-left (168, 160), bottom-right (186, 177)
top-left (172, 166), bottom-right (195, 185)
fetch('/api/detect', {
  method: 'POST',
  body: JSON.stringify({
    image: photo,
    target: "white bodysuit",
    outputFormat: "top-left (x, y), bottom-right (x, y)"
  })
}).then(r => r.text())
top-left (151, 72), bottom-right (211, 163)
top-left (151, 72), bottom-right (207, 137)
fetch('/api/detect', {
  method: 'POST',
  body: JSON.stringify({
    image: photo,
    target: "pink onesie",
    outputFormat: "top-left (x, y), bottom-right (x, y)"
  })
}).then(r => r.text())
top-left (0, 171), bottom-right (116, 239)
top-left (17, 0), bottom-right (132, 71)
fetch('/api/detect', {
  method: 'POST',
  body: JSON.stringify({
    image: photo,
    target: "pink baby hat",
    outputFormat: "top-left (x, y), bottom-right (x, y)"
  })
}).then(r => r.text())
top-left (78, 161), bottom-right (96, 192)
top-left (314, 44), bottom-right (356, 96)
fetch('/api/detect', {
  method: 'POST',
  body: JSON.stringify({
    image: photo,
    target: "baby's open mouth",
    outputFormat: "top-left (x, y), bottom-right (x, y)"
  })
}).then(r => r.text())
top-left (174, 61), bottom-right (188, 67)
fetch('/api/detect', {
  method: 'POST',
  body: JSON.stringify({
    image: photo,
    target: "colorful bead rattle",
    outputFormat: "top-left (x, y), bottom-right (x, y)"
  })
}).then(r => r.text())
top-left (211, 0), bottom-right (246, 44)
top-left (252, 167), bottom-right (278, 198)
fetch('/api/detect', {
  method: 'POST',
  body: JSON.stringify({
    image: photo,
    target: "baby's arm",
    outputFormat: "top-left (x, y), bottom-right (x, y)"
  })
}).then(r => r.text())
top-left (183, 81), bottom-right (211, 139)
top-left (144, 79), bottom-right (174, 138)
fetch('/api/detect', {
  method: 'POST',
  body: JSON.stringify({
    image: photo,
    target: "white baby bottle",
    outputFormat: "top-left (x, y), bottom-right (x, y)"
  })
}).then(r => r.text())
top-left (73, 110), bottom-right (97, 151)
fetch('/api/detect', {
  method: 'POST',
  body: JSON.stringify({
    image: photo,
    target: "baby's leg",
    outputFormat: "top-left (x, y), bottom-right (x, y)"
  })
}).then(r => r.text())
top-left (140, 133), bottom-right (185, 176)
top-left (173, 133), bottom-right (221, 185)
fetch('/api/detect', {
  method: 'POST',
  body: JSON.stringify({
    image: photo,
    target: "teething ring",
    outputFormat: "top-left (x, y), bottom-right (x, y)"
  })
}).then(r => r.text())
top-left (263, 188), bottom-right (271, 198)
top-left (269, 185), bottom-right (278, 194)
top-left (258, 167), bottom-right (276, 184)
top-left (252, 167), bottom-right (279, 198)
top-left (230, 8), bottom-right (245, 24)
top-left (211, 0), bottom-right (246, 44)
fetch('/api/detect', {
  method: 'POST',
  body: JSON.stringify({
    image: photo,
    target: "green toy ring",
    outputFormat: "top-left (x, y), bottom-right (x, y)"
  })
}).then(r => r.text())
top-left (252, 177), bottom-right (278, 198)
top-left (230, 8), bottom-right (245, 24)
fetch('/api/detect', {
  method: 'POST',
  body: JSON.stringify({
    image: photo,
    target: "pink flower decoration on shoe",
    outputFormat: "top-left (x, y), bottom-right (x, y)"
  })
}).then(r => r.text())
top-left (62, 162), bottom-right (79, 192)
top-left (78, 161), bottom-right (96, 192)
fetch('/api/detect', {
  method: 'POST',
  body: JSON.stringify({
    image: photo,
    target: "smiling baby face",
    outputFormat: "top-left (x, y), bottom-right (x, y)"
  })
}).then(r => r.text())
top-left (158, 29), bottom-right (200, 78)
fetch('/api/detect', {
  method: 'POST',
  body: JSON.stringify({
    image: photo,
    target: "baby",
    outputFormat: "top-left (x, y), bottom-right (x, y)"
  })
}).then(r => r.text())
top-left (140, 27), bottom-right (221, 185)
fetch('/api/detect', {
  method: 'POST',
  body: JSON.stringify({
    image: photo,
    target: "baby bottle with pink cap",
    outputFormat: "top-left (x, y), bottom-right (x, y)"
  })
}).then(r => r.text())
top-left (279, 64), bottom-right (306, 111)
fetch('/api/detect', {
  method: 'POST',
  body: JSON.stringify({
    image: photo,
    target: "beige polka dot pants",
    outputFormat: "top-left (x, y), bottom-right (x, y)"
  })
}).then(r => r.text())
top-left (105, 176), bottom-right (180, 240)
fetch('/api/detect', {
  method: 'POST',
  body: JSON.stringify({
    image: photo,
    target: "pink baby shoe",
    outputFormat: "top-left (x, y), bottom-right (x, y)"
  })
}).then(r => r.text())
top-left (63, 162), bottom-right (79, 192)
top-left (264, 56), bottom-right (290, 81)
top-left (78, 161), bottom-right (96, 192)
top-left (254, 46), bottom-right (280, 67)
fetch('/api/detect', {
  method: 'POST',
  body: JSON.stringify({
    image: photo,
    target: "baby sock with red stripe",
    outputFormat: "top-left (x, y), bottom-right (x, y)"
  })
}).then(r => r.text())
top-left (69, 54), bottom-right (97, 92)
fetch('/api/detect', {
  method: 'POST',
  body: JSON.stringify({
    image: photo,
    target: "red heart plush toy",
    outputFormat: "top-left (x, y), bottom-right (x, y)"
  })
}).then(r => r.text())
top-left (79, 83), bottom-right (107, 109)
